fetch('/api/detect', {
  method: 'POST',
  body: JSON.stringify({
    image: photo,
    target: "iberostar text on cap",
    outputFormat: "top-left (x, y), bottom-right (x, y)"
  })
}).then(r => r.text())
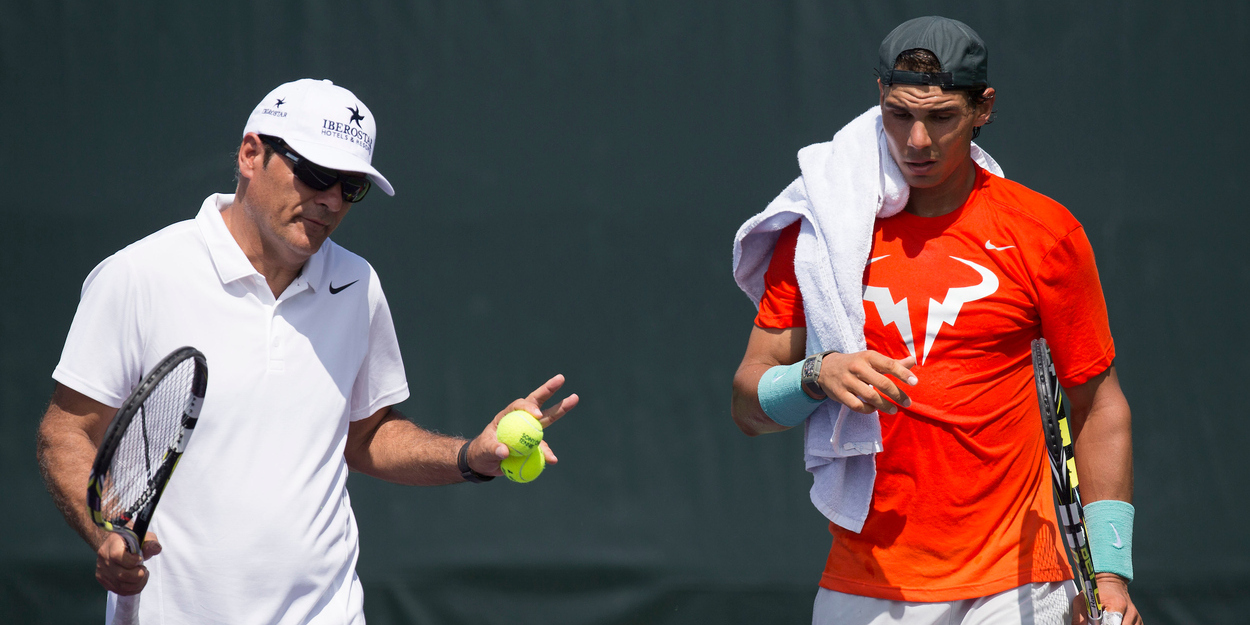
top-left (243, 78), bottom-right (395, 196)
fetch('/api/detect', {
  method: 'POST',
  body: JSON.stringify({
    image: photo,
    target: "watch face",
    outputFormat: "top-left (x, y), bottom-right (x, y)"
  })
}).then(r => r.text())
top-left (802, 355), bottom-right (819, 380)
top-left (801, 354), bottom-right (829, 399)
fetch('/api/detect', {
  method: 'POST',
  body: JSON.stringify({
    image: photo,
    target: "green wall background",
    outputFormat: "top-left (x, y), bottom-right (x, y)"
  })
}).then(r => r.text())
top-left (2, 1), bottom-right (1246, 623)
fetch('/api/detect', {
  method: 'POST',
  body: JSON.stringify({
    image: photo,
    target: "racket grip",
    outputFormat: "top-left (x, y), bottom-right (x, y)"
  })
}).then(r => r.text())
top-left (113, 594), bottom-right (140, 625)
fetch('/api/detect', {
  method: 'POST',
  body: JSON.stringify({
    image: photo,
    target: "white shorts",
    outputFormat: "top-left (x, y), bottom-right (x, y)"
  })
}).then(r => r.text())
top-left (812, 581), bottom-right (1077, 625)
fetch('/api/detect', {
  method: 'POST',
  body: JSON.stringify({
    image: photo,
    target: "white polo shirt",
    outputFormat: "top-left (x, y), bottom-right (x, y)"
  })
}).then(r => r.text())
top-left (54, 193), bottom-right (409, 624)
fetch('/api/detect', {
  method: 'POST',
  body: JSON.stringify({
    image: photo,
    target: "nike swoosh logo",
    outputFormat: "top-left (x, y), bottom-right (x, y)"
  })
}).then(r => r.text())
top-left (1110, 523), bottom-right (1123, 548)
top-left (985, 240), bottom-right (1015, 251)
top-left (328, 280), bottom-right (358, 295)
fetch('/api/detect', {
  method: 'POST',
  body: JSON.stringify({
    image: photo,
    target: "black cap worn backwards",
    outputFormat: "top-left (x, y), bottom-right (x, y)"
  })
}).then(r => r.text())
top-left (877, 16), bottom-right (988, 89)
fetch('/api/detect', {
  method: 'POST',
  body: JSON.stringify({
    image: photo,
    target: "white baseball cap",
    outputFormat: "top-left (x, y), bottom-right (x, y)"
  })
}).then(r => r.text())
top-left (243, 78), bottom-right (395, 196)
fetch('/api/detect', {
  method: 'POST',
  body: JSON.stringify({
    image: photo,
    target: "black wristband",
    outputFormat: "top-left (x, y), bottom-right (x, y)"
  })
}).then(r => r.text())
top-left (457, 441), bottom-right (495, 483)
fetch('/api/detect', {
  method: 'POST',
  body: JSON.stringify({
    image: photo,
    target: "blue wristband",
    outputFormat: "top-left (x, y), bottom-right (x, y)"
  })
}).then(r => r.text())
top-left (757, 362), bottom-right (823, 427)
top-left (1084, 499), bottom-right (1134, 582)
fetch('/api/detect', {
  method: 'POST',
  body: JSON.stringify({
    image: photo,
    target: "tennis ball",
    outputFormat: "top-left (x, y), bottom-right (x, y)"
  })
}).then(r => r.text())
top-left (500, 449), bottom-right (546, 483)
top-left (496, 410), bottom-right (543, 457)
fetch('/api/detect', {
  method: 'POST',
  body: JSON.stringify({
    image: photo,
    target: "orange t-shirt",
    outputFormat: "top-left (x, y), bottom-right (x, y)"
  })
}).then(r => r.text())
top-left (756, 166), bottom-right (1115, 601)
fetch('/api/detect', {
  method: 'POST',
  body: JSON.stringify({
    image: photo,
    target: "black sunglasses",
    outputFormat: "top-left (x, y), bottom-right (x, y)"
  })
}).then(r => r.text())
top-left (259, 135), bottom-right (372, 203)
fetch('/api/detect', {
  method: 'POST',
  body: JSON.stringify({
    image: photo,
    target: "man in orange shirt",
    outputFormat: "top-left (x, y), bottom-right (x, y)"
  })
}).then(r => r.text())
top-left (730, 17), bottom-right (1139, 625)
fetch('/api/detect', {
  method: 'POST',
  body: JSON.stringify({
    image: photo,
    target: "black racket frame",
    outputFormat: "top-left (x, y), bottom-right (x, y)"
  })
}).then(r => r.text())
top-left (1032, 338), bottom-right (1103, 622)
top-left (87, 346), bottom-right (208, 553)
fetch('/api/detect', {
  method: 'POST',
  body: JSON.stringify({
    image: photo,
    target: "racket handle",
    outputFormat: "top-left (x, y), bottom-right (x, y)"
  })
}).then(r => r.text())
top-left (111, 532), bottom-right (146, 624)
top-left (113, 594), bottom-right (140, 625)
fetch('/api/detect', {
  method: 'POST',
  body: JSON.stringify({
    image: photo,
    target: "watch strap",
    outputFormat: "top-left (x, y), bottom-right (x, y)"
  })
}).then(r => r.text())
top-left (457, 441), bottom-right (495, 483)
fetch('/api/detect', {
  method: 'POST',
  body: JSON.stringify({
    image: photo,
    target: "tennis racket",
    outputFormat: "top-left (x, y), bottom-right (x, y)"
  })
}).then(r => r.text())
top-left (87, 347), bottom-right (208, 625)
top-left (1032, 338), bottom-right (1115, 624)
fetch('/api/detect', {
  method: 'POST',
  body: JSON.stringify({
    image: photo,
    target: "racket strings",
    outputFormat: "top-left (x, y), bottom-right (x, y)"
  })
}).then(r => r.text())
top-left (98, 359), bottom-right (196, 524)
top-left (140, 404), bottom-right (152, 476)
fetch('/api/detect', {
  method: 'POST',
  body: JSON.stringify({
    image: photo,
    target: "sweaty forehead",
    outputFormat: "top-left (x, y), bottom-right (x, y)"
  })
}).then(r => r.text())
top-left (882, 84), bottom-right (966, 110)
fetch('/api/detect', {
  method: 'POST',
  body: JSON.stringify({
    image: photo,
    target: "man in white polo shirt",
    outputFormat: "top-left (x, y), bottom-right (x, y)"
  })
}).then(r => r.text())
top-left (36, 78), bottom-right (578, 624)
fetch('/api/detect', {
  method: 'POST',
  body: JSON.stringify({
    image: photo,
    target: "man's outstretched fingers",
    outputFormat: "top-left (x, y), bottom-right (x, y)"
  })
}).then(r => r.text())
top-left (870, 353), bottom-right (919, 387)
top-left (860, 369), bottom-right (909, 410)
top-left (526, 374), bottom-right (567, 407)
top-left (539, 393), bottom-right (579, 428)
top-left (849, 378), bottom-right (898, 414)
top-left (818, 353), bottom-right (876, 414)
top-left (839, 358), bottom-right (898, 414)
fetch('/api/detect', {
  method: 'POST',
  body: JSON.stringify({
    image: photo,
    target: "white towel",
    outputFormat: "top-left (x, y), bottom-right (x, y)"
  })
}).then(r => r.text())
top-left (732, 106), bottom-right (1003, 532)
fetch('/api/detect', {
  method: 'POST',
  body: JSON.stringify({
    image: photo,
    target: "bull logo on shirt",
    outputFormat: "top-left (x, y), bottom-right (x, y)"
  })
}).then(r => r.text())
top-left (862, 256), bottom-right (999, 364)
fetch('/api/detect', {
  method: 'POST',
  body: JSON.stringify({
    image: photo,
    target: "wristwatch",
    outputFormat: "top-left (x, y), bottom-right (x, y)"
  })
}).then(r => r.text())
top-left (800, 350), bottom-right (837, 399)
top-left (457, 441), bottom-right (495, 483)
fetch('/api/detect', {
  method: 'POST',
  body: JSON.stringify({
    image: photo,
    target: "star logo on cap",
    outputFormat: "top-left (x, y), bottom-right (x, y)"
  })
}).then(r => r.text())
top-left (347, 105), bottom-right (365, 128)
top-left (274, 98), bottom-right (285, 108)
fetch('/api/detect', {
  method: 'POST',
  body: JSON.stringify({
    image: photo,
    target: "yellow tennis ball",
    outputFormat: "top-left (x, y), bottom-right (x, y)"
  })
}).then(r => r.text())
top-left (496, 410), bottom-right (543, 457)
top-left (500, 449), bottom-right (546, 483)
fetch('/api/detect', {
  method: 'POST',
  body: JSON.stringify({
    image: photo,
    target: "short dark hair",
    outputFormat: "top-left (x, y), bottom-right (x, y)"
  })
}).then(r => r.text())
top-left (232, 140), bottom-right (276, 182)
top-left (892, 48), bottom-right (994, 136)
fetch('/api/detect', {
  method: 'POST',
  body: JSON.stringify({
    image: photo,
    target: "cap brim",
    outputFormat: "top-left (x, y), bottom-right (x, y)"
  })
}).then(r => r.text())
top-left (283, 137), bottom-right (395, 197)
